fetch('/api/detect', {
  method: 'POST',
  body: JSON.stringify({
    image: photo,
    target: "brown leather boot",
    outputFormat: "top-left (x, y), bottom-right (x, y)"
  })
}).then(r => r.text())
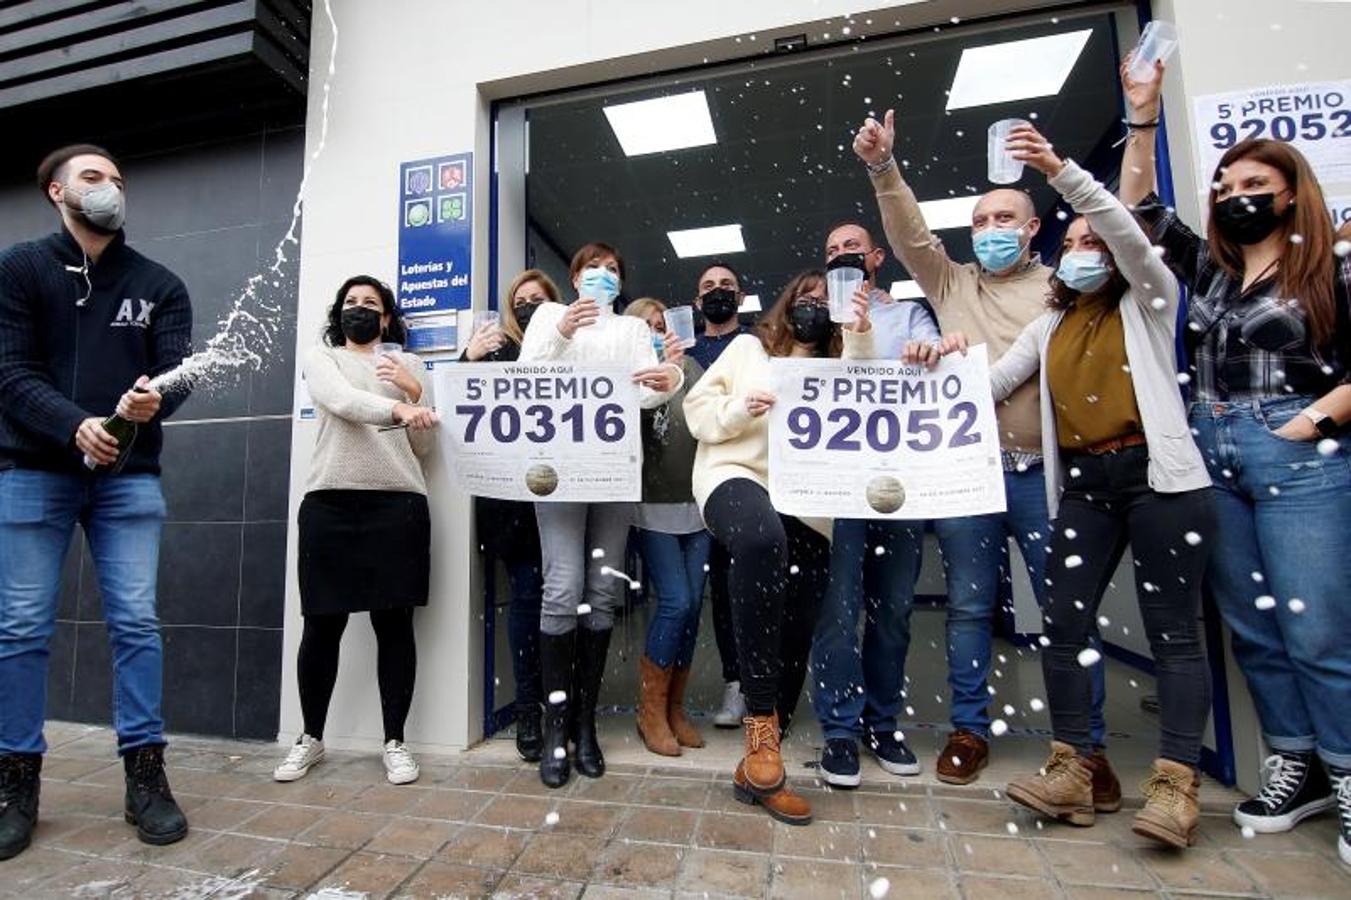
top-left (1132, 758), bottom-right (1201, 848)
top-left (1006, 741), bottom-right (1095, 826)
top-left (741, 713), bottom-right (785, 795)
top-left (636, 657), bottom-right (680, 757)
top-left (936, 730), bottom-right (989, 785)
top-left (1086, 748), bottom-right (1123, 812)
top-left (733, 760), bottom-right (811, 825)
top-left (667, 667), bottom-right (705, 749)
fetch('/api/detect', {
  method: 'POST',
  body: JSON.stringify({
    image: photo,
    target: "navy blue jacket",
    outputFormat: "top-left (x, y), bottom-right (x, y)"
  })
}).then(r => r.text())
top-left (0, 228), bottom-right (193, 475)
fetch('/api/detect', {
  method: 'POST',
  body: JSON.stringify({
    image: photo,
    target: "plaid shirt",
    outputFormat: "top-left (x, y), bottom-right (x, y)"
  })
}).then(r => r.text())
top-left (1135, 194), bottom-right (1351, 403)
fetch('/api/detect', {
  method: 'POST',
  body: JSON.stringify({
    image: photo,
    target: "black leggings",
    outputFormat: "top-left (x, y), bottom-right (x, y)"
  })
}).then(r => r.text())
top-left (703, 478), bottom-right (829, 718)
top-left (707, 540), bottom-right (740, 683)
top-left (298, 608), bottom-right (417, 743)
top-left (1043, 446), bottom-right (1215, 765)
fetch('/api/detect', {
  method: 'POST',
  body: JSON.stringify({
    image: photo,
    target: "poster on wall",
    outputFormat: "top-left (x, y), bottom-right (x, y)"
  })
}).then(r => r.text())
top-left (431, 362), bottom-right (642, 502)
top-left (1329, 195), bottom-right (1351, 230)
top-left (767, 346), bottom-right (1006, 521)
top-left (404, 312), bottom-right (459, 354)
top-left (397, 152), bottom-right (473, 320)
top-left (1191, 80), bottom-right (1351, 196)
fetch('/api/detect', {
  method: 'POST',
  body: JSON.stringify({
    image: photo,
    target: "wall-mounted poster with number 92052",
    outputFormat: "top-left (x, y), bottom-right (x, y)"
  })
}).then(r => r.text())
top-left (432, 362), bottom-right (642, 502)
top-left (768, 344), bottom-right (1006, 520)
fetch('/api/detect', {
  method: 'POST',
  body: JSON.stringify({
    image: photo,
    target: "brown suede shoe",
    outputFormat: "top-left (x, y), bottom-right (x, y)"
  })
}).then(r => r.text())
top-left (936, 730), bottom-right (989, 785)
top-left (636, 656), bottom-right (680, 757)
top-left (1132, 758), bottom-right (1200, 848)
top-left (667, 667), bottom-right (705, 749)
top-left (733, 761), bottom-right (811, 826)
top-left (741, 713), bottom-right (785, 796)
top-left (1006, 741), bottom-right (1095, 827)
top-left (1086, 748), bottom-right (1123, 812)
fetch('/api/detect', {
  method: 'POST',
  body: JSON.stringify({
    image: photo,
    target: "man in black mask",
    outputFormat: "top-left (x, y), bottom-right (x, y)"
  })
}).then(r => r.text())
top-left (0, 144), bottom-right (193, 860)
top-left (689, 261), bottom-right (749, 372)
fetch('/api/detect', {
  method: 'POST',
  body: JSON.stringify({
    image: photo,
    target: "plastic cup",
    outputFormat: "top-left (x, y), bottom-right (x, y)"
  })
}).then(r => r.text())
top-left (1126, 20), bottom-right (1177, 83)
top-left (987, 118), bottom-right (1031, 185)
top-left (663, 305), bottom-right (696, 348)
top-left (825, 266), bottom-right (865, 324)
top-left (373, 341), bottom-right (402, 362)
top-left (473, 310), bottom-right (501, 334)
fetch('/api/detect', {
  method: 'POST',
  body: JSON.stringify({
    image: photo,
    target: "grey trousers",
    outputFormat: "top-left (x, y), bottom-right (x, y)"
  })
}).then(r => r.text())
top-left (534, 502), bottom-right (633, 636)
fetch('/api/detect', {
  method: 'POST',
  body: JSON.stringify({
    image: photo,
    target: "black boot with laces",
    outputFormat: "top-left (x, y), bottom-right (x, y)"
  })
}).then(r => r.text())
top-left (0, 753), bottom-right (41, 861)
top-left (123, 745), bottom-right (188, 845)
top-left (1233, 750), bottom-right (1335, 833)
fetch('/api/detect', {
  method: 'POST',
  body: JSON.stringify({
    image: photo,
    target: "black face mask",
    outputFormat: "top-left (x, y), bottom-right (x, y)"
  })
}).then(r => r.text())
top-left (514, 301), bottom-right (542, 331)
top-left (340, 306), bottom-right (383, 344)
top-left (699, 287), bottom-right (739, 325)
top-left (827, 251), bottom-right (869, 276)
top-left (1214, 192), bottom-right (1287, 246)
top-left (789, 305), bottom-right (832, 346)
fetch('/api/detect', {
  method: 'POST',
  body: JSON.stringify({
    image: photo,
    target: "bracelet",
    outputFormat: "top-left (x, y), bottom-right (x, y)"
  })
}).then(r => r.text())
top-left (1127, 119), bottom-right (1160, 129)
top-left (865, 155), bottom-right (896, 175)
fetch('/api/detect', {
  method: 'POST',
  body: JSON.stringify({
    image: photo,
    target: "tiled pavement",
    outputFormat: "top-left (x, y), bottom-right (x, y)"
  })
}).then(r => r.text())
top-left (3, 722), bottom-right (1348, 899)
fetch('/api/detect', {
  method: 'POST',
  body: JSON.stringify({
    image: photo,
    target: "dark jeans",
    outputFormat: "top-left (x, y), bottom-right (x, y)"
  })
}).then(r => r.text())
top-left (1042, 446), bottom-right (1215, 765)
top-left (702, 478), bottom-right (829, 718)
top-left (635, 528), bottom-right (713, 669)
top-left (707, 539), bottom-right (739, 682)
top-left (298, 608), bottom-right (417, 743)
top-left (506, 561), bottom-right (544, 708)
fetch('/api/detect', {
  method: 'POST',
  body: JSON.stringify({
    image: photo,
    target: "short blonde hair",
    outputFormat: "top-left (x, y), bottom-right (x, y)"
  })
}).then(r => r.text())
top-left (623, 296), bottom-right (667, 324)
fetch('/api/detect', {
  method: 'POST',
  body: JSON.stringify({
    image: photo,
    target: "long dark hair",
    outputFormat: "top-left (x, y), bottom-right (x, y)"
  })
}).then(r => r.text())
top-left (323, 275), bottom-right (406, 346)
top-left (756, 269), bottom-right (842, 358)
top-left (1045, 216), bottom-right (1130, 311)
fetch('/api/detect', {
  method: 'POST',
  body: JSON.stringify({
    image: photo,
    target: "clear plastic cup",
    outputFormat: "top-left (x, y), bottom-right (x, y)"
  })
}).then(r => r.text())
top-left (472, 309), bottom-right (501, 334)
top-left (987, 118), bottom-right (1031, 185)
top-left (663, 305), bottom-right (696, 348)
top-left (373, 341), bottom-right (402, 362)
top-left (1126, 21), bottom-right (1177, 83)
top-left (826, 266), bottom-right (865, 324)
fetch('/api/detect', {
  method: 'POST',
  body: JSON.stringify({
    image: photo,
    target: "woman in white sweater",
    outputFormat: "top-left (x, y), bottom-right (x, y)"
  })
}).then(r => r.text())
top-left (275, 276), bottom-right (437, 787)
top-left (517, 242), bottom-right (683, 789)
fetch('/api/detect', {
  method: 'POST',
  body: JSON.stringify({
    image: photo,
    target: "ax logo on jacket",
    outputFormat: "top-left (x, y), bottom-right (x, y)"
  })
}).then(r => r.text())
top-left (112, 298), bottom-right (155, 328)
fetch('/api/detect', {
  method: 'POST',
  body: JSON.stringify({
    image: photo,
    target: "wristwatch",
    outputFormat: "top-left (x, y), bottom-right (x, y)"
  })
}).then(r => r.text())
top-left (1300, 407), bottom-right (1340, 438)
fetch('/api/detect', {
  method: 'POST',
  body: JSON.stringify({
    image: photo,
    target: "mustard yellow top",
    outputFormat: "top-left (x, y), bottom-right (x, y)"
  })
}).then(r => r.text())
top-left (1045, 295), bottom-right (1142, 451)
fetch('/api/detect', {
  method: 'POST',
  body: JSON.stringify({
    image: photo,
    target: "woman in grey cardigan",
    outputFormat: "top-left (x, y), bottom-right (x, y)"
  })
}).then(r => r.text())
top-left (917, 125), bottom-right (1214, 850)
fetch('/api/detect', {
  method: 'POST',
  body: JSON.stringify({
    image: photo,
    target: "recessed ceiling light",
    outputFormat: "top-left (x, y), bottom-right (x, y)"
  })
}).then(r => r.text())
top-left (945, 30), bottom-right (1093, 110)
top-left (738, 294), bottom-right (761, 313)
top-left (667, 224), bottom-right (745, 258)
top-left (917, 195), bottom-right (981, 230)
top-left (603, 90), bottom-right (717, 156)
top-left (889, 280), bottom-right (925, 300)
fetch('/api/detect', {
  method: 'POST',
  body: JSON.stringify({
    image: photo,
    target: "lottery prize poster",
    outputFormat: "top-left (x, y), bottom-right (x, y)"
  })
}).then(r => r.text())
top-left (432, 362), bottom-right (642, 503)
top-left (398, 152), bottom-right (472, 317)
top-left (1192, 80), bottom-right (1351, 208)
top-left (768, 345), bottom-right (1006, 520)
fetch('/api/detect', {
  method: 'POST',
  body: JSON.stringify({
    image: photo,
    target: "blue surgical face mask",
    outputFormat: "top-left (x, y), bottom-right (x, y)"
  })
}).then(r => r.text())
top-left (971, 225), bottom-right (1026, 273)
top-left (651, 334), bottom-right (666, 357)
top-left (1056, 251), bottom-right (1113, 293)
top-left (577, 266), bottom-right (620, 305)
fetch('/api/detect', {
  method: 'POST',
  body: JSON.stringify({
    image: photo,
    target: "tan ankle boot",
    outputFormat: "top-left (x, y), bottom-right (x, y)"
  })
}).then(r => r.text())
top-left (1133, 758), bottom-right (1200, 848)
top-left (636, 657), bottom-right (679, 757)
top-left (741, 713), bottom-right (785, 795)
top-left (667, 667), bottom-right (704, 749)
top-left (1006, 741), bottom-right (1095, 826)
top-left (733, 761), bottom-right (811, 825)
top-left (1086, 748), bottom-right (1123, 812)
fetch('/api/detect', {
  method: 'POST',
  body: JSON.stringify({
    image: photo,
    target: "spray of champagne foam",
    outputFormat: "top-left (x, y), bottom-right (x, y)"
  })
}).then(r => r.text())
top-left (149, 0), bottom-right (340, 396)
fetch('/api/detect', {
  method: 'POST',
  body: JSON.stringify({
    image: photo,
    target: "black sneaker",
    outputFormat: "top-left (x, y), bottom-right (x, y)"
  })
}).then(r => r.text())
top-left (865, 729), bottom-right (921, 776)
top-left (1233, 751), bottom-right (1335, 833)
top-left (1332, 768), bottom-right (1350, 868)
top-left (820, 738), bottom-right (861, 788)
top-left (0, 753), bottom-right (41, 861)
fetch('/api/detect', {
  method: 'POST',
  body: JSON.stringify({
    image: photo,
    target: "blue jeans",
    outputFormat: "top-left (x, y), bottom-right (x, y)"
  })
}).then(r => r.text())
top-left (1191, 396), bottom-right (1351, 769)
top-left (933, 465), bottom-right (1106, 744)
top-left (636, 529), bottom-right (713, 669)
top-left (0, 469), bottom-right (167, 755)
top-left (811, 519), bottom-right (921, 741)
top-left (506, 560), bottom-right (543, 707)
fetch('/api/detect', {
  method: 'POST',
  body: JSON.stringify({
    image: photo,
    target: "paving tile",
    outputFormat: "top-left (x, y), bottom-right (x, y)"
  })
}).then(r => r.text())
top-left (244, 778), bottom-right (365, 807)
top-left (1038, 841), bottom-right (1156, 888)
top-left (1062, 888), bottom-right (1163, 900)
top-left (960, 873), bottom-right (1067, 899)
top-left (24, 857), bottom-right (145, 899)
top-left (621, 806), bottom-right (699, 845)
top-left (393, 860), bottom-right (499, 898)
top-left (769, 858), bottom-right (859, 900)
top-left (504, 769), bottom-right (567, 798)
top-left (569, 773), bottom-right (642, 803)
top-left (104, 825), bottom-right (218, 869)
top-left (583, 886), bottom-right (672, 899)
top-left (297, 810), bottom-right (389, 849)
top-left (792, 787), bottom-right (858, 823)
top-left (511, 832), bottom-right (606, 881)
top-left (633, 777), bottom-right (711, 810)
top-left (1136, 846), bottom-right (1260, 895)
top-left (443, 765), bottom-right (516, 792)
top-left (932, 798), bottom-right (1043, 836)
top-left (590, 839), bottom-right (685, 888)
top-left (476, 794), bottom-right (555, 829)
top-left (311, 850), bottom-right (421, 898)
top-left (177, 832), bottom-right (286, 877)
top-left (408, 786), bottom-right (492, 821)
top-left (860, 866), bottom-right (960, 900)
top-left (676, 847), bottom-right (769, 896)
top-left (40, 757), bottom-right (120, 781)
top-left (543, 800), bottom-right (626, 837)
top-left (491, 874), bottom-right (583, 898)
top-left (855, 791), bottom-right (934, 828)
top-left (256, 842), bottom-right (353, 890)
top-left (438, 824), bottom-right (529, 869)
top-left (185, 797), bottom-right (271, 831)
top-left (47, 816), bottom-right (142, 854)
top-left (1230, 849), bottom-right (1351, 898)
top-left (348, 783), bottom-right (430, 815)
top-left (0, 846), bottom-right (92, 894)
top-left (236, 803), bottom-right (328, 840)
top-left (949, 834), bottom-right (1048, 877)
top-left (859, 824), bottom-right (946, 868)
top-left (364, 817), bottom-right (459, 858)
top-left (694, 811), bottom-right (774, 853)
top-left (127, 865), bottom-right (271, 898)
top-left (774, 820), bottom-right (860, 861)
top-left (1194, 814), bottom-right (1322, 854)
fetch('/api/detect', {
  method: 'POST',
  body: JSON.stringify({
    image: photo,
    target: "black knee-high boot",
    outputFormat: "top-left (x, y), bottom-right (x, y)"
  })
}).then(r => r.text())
top-left (538, 631), bottom-right (576, 789)
top-left (572, 627), bottom-right (611, 779)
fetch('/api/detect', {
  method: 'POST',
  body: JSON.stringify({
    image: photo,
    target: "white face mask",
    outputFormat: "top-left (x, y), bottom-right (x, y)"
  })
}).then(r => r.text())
top-left (63, 181), bottom-right (126, 233)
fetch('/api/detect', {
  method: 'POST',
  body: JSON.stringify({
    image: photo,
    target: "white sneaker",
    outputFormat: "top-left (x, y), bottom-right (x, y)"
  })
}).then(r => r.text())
top-left (383, 740), bottom-right (420, 785)
top-left (273, 734), bottom-right (324, 782)
top-left (713, 681), bottom-right (746, 729)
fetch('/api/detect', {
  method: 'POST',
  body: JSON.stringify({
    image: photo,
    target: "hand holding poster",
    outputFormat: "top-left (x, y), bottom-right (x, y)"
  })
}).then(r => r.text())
top-left (768, 345), bottom-right (1005, 520)
top-left (432, 362), bottom-right (642, 502)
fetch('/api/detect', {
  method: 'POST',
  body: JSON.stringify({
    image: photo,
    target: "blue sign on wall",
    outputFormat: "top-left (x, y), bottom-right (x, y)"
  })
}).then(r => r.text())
top-left (397, 152), bottom-right (472, 316)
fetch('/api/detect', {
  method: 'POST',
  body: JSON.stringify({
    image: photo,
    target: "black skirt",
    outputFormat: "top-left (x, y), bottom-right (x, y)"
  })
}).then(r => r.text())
top-left (298, 490), bottom-right (431, 615)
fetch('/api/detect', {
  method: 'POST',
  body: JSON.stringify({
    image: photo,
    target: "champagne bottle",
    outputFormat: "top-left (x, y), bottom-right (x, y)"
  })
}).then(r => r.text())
top-left (83, 387), bottom-right (144, 472)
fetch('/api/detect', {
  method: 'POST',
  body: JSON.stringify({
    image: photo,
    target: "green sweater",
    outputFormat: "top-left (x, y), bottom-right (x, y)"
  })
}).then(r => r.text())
top-left (641, 356), bottom-right (704, 503)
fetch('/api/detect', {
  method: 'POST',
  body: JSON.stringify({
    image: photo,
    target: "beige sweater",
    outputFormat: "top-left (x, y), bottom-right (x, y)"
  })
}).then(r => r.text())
top-left (870, 162), bottom-right (1050, 453)
top-left (302, 344), bottom-right (434, 494)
